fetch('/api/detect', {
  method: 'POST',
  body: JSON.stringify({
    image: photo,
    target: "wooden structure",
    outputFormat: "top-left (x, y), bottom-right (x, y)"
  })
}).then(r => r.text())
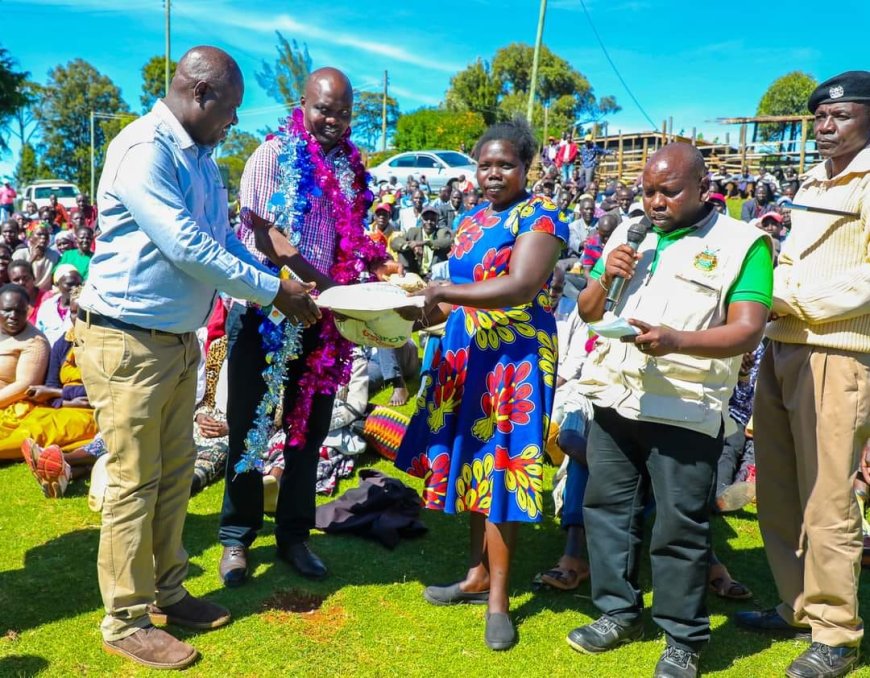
top-left (591, 115), bottom-right (819, 183)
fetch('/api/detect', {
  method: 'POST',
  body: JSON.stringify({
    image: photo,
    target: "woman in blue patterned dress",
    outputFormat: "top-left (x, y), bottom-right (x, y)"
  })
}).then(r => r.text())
top-left (395, 118), bottom-right (569, 650)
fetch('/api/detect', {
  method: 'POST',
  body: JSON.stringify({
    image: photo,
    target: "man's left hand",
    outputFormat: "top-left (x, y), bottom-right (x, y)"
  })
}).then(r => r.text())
top-left (622, 319), bottom-right (683, 357)
top-left (372, 260), bottom-right (402, 281)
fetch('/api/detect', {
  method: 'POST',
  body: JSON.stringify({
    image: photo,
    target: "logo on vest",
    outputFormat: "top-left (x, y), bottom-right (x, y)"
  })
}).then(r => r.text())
top-left (829, 85), bottom-right (845, 99)
top-left (693, 247), bottom-right (719, 272)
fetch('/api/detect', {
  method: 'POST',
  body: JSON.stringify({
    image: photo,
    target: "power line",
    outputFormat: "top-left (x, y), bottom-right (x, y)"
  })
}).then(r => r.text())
top-left (577, 0), bottom-right (658, 130)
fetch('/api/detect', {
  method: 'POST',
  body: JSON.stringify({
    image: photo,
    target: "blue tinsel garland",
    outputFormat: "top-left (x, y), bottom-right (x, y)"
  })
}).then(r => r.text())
top-left (232, 128), bottom-right (322, 475)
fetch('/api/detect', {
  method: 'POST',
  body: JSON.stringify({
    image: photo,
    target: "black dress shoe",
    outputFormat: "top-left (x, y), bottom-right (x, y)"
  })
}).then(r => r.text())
top-left (566, 615), bottom-right (643, 654)
top-left (277, 541), bottom-right (327, 580)
top-left (654, 646), bottom-right (700, 678)
top-left (484, 612), bottom-right (516, 651)
top-left (786, 643), bottom-right (859, 678)
top-left (219, 545), bottom-right (248, 587)
top-left (735, 608), bottom-right (812, 640)
top-left (423, 582), bottom-right (490, 606)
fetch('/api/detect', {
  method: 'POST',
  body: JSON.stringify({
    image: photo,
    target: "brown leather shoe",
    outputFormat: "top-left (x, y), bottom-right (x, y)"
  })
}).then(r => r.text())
top-left (148, 593), bottom-right (231, 630)
top-left (103, 626), bottom-right (197, 670)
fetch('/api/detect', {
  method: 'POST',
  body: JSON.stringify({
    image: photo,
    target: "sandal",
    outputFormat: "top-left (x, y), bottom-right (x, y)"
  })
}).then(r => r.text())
top-left (708, 575), bottom-right (753, 600)
top-left (539, 559), bottom-right (590, 591)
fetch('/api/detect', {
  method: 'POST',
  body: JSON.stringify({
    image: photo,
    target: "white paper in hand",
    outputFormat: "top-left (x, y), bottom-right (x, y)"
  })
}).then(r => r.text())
top-left (589, 316), bottom-right (640, 339)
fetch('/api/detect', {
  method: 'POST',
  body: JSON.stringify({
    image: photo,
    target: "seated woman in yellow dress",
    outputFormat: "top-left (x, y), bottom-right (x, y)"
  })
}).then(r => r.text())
top-left (0, 285), bottom-right (97, 465)
top-left (0, 283), bottom-right (50, 460)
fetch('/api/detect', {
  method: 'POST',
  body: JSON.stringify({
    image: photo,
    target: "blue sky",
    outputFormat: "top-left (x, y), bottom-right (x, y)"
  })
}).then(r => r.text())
top-left (3, 0), bottom-right (869, 182)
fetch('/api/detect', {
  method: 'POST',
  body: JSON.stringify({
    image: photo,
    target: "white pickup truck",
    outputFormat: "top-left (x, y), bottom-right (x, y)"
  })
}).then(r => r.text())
top-left (20, 179), bottom-right (80, 210)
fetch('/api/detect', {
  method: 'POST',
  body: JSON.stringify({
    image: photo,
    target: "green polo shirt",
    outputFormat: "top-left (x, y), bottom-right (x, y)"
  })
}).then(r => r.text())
top-left (590, 224), bottom-right (773, 307)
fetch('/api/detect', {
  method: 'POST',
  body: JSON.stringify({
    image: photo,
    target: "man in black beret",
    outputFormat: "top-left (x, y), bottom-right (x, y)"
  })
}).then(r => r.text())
top-left (737, 70), bottom-right (870, 678)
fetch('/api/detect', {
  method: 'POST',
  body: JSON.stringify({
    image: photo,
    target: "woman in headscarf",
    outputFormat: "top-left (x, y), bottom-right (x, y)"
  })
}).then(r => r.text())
top-left (34, 264), bottom-right (82, 346)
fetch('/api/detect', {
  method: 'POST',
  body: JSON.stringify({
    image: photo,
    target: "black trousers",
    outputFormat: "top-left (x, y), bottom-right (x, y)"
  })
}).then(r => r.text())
top-left (583, 406), bottom-right (722, 652)
top-left (219, 305), bottom-right (335, 548)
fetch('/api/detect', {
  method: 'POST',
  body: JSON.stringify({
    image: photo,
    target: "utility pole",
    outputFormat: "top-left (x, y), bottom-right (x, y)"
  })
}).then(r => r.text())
top-left (89, 110), bottom-right (95, 199)
top-left (526, 0), bottom-right (548, 124)
top-left (381, 70), bottom-right (388, 152)
top-left (165, 0), bottom-right (171, 96)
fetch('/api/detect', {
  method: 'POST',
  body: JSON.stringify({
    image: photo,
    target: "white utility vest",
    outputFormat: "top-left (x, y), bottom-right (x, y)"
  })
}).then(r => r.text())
top-left (579, 209), bottom-right (769, 438)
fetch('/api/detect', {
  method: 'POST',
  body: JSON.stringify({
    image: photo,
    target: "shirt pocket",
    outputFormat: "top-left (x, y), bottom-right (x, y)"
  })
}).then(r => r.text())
top-left (663, 269), bottom-right (722, 331)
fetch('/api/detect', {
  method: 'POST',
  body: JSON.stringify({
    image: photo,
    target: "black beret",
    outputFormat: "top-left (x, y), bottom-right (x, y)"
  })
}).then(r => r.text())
top-left (808, 71), bottom-right (870, 113)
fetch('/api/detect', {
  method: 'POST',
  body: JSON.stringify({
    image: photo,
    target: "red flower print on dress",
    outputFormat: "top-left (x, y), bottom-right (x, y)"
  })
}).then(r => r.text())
top-left (427, 348), bottom-right (468, 432)
top-left (529, 214), bottom-right (557, 235)
top-left (422, 453), bottom-right (449, 510)
top-left (472, 361), bottom-right (535, 441)
top-left (494, 443), bottom-right (544, 519)
top-left (473, 247), bottom-right (512, 282)
top-left (452, 209), bottom-right (500, 259)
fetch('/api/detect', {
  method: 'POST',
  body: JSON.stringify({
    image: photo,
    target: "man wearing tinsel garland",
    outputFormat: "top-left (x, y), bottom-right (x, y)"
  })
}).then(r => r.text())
top-left (218, 67), bottom-right (393, 584)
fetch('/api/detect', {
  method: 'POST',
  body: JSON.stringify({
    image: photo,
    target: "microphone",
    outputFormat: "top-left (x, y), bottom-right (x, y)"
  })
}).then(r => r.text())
top-left (604, 217), bottom-right (651, 312)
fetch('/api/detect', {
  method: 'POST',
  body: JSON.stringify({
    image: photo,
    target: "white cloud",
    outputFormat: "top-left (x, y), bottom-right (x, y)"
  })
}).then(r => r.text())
top-left (174, 5), bottom-right (463, 75)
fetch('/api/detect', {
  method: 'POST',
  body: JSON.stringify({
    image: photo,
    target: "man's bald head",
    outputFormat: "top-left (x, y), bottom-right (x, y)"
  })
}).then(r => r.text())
top-left (171, 46), bottom-right (242, 95)
top-left (165, 46), bottom-right (243, 147)
top-left (641, 142), bottom-right (710, 231)
top-left (301, 67), bottom-right (353, 151)
top-left (646, 143), bottom-right (707, 182)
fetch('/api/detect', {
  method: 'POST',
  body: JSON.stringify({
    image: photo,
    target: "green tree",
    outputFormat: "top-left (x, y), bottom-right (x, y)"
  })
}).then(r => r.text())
top-left (444, 59), bottom-right (502, 126)
top-left (15, 142), bottom-right (43, 186)
top-left (756, 71), bottom-right (817, 142)
top-left (36, 59), bottom-right (130, 189)
top-left (445, 43), bottom-right (619, 141)
top-left (353, 91), bottom-right (399, 152)
top-left (0, 46), bottom-right (30, 153)
top-left (256, 33), bottom-right (311, 110)
top-left (140, 55), bottom-right (177, 112)
top-left (216, 129), bottom-right (261, 199)
top-left (394, 109), bottom-right (486, 153)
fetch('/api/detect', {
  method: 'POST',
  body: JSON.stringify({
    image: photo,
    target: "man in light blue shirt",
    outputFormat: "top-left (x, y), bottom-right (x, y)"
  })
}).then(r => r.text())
top-left (75, 45), bottom-right (319, 671)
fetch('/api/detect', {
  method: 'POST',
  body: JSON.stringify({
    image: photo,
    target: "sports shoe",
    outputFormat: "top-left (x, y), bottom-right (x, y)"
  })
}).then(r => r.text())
top-left (654, 645), bottom-right (700, 677)
top-left (566, 615), bottom-right (643, 653)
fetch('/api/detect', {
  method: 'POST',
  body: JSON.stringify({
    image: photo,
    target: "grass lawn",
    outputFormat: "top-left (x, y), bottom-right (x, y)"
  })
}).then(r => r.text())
top-left (2, 387), bottom-right (870, 676)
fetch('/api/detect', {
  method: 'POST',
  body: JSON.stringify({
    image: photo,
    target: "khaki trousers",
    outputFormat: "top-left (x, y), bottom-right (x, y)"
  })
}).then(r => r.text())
top-left (755, 341), bottom-right (870, 647)
top-left (75, 318), bottom-right (200, 641)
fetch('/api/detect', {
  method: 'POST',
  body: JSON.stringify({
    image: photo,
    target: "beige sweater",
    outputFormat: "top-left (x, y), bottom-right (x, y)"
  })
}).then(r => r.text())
top-left (767, 147), bottom-right (870, 352)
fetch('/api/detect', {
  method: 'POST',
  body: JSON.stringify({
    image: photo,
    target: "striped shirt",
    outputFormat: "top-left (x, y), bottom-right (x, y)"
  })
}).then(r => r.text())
top-left (238, 136), bottom-right (344, 276)
top-left (767, 147), bottom-right (870, 352)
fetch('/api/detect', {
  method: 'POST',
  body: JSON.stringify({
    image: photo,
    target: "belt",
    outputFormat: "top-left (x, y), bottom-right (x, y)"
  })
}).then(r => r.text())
top-left (77, 309), bottom-right (176, 337)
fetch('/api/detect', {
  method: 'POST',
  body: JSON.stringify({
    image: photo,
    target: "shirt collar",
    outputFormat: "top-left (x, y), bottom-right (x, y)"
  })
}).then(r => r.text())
top-left (152, 100), bottom-right (196, 151)
top-left (651, 205), bottom-right (716, 240)
top-left (806, 144), bottom-right (870, 182)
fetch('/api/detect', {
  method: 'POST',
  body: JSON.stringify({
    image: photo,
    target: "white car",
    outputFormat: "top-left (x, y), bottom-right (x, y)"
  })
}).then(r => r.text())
top-left (369, 150), bottom-right (477, 192)
top-left (21, 180), bottom-right (81, 210)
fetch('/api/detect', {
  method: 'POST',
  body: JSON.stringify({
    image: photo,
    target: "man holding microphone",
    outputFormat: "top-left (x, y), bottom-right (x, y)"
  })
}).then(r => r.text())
top-left (565, 142), bottom-right (773, 678)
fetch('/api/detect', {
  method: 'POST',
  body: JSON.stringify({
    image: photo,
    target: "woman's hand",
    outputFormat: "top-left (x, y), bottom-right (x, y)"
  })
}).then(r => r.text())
top-left (64, 396), bottom-right (91, 408)
top-left (25, 385), bottom-right (57, 404)
top-left (196, 414), bottom-right (229, 439)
